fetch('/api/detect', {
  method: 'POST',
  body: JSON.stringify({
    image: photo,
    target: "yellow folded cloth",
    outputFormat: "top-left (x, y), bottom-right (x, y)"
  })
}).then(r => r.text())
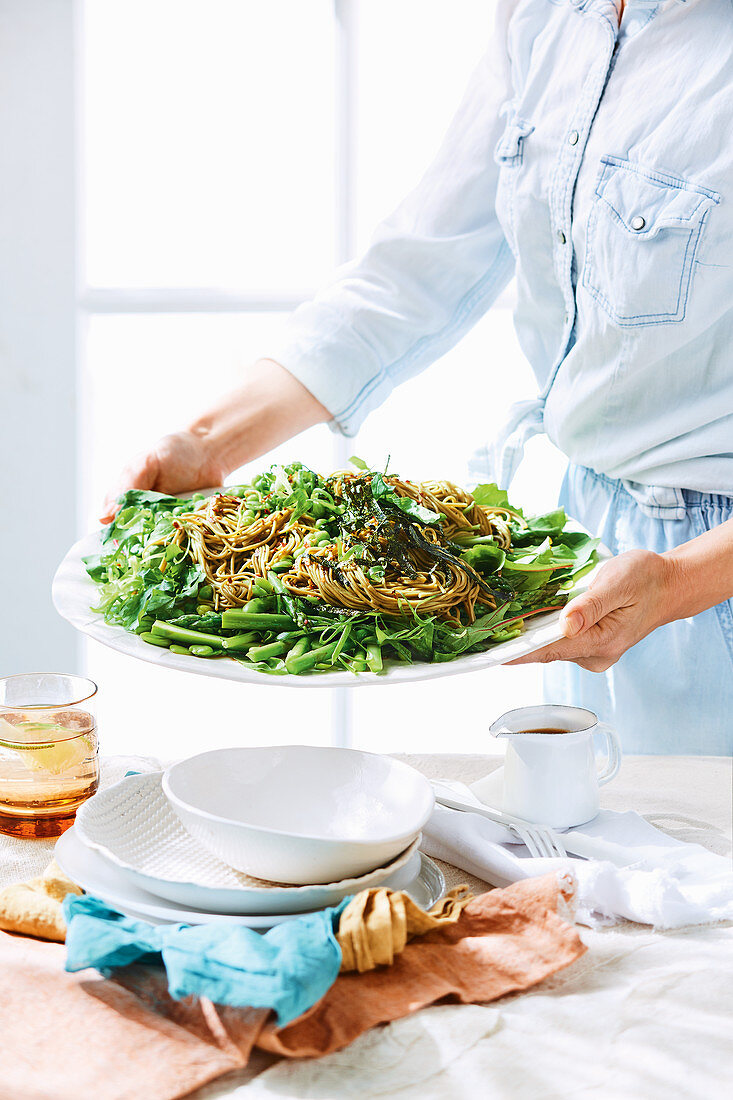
top-left (337, 885), bottom-right (474, 972)
top-left (0, 859), bottom-right (82, 942)
top-left (0, 857), bottom-right (470, 965)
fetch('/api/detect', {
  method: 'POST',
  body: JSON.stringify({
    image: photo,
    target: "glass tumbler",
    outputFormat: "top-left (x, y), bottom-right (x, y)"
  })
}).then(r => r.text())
top-left (0, 674), bottom-right (99, 838)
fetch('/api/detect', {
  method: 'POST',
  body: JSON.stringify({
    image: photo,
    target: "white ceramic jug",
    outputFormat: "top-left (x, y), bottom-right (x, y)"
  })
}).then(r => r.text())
top-left (490, 704), bottom-right (621, 829)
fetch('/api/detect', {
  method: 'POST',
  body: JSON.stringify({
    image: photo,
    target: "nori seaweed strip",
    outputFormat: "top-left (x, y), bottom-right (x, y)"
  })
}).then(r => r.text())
top-left (397, 516), bottom-right (505, 603)
top-left (326, 471), bottom-right (509, 602)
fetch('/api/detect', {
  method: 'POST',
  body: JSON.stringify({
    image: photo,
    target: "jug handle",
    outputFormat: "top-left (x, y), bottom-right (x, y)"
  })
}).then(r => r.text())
top-left (594, 722), bottom-right (622, 785)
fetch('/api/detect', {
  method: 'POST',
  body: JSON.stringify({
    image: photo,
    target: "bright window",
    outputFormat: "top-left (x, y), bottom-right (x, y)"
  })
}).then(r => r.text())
top-left (83, 0), bottom-right (336, 289)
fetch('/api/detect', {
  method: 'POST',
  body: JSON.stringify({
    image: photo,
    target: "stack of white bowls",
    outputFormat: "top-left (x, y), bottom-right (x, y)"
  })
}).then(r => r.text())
top-left (55, 746), bottom-right (441, 927)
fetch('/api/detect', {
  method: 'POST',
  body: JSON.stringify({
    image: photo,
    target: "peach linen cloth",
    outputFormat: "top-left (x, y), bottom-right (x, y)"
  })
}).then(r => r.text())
top-left (0, 874), bottom-right (584, 1100)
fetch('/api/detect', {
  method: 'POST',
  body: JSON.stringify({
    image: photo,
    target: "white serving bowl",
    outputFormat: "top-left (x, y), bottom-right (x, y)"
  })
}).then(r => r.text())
top-left (162, 745), bottom-right (434, 885)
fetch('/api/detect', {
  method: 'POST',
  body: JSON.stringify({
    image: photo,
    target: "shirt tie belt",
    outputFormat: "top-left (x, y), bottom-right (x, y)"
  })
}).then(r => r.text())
top-left (469, 397), bottom-right (689, 522)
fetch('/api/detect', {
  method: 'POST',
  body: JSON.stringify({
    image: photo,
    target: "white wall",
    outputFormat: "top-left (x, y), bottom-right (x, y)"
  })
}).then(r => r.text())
top-left (0, 0), bottom-right (79, 674)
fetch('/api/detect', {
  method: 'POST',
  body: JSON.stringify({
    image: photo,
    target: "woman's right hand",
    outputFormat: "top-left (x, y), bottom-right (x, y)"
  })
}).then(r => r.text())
top-left (100, 430), bottom-right (228, 523)
top-left (100, 359), bottom-right (332, 523)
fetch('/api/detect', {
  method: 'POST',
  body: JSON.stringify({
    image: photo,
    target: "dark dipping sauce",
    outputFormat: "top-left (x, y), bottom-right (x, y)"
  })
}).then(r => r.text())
top-left (517, 727), bottom-right (570, 735)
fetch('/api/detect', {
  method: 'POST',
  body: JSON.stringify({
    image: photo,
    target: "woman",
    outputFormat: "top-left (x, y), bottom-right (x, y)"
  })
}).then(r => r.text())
top-left (105, 0), bottom-right (733, 754)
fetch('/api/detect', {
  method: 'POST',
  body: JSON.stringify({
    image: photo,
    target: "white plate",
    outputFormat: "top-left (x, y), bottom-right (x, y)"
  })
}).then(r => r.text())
top-left (53, 498), bottom-right (609, 688)
top-left (75, 771), bottom-right (422, 914)
top-left (55, 826), bottom-right (445, 928)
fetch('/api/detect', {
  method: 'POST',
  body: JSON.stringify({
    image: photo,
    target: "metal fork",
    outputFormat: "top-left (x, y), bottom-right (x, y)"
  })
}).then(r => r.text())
top-left (430, 783), bottom-right (567, 859)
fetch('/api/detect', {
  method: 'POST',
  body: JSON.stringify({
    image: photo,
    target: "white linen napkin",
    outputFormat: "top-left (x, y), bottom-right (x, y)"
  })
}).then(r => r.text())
top-left (421, 775), bottom-right (733, 930)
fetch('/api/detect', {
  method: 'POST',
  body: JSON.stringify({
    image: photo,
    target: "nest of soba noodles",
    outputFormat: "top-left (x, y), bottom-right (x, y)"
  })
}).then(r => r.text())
top-left (162, 472), bottom-right (522, 624)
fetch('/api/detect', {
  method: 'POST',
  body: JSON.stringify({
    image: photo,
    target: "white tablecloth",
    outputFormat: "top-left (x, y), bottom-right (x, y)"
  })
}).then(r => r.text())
top-left (2, 755), bottom-right (731, 1099)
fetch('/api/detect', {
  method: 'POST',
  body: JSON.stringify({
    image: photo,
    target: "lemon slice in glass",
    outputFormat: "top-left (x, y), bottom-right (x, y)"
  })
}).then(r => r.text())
top-left (0, 717), bottom-right (94, 775)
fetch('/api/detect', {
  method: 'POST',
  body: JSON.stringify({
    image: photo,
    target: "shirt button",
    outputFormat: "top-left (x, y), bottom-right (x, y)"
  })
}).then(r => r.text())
top-left (557, 230), bottom-right (567, 244)
top-left (568, 130), bottom-right (579, 146)
top-left (630, 215), bottom-right (646, 231)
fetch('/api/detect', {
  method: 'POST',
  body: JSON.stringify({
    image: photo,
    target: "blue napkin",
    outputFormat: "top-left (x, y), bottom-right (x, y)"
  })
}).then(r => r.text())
top-left (63, 894), bottom-right (351, 1025)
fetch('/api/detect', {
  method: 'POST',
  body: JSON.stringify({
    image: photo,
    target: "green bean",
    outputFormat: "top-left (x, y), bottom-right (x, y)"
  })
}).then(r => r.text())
top-left (266, 570), bottom-right (287, 595)
top-left (198, 584), bottom-right (214, 600)
top-left (366, 644), bottom-right (383, 673)
top-left (190, 644), bottom-right (216, 657)
top-left (140, 631), bottom-right (172, 649)
top-left (196, 603), bottom-right (214, 615)
top-left (285, 640), bottom-right (339, 675)
top-left (247, 640), bottom-right (287, 662)
top-left (251, 580), bottom-right (273, 597)
top-left (351, 659), bottom-right (369, 673)
top-left (151, 621), bottom-right (225, 648)
top-left (244, 597), bottom-right (275, 614)
top-left (169, 644), bottom-right (191, 655)
top-left (284, 637), bottom-right (310, 672)
top-left (270, 558), bottom-right (293, 573)
top-left (221, 611), bottom-right (295, 631)
top-left (222, 631), bottom-right (260, 650)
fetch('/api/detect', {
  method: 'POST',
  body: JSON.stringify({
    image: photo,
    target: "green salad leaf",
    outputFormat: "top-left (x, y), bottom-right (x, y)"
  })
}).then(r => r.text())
top-left (370, 472), bottom-right (443, 526)
top-left (471, 483), bottom-right (522, 515)
top-left (459, 542), bottom-right (506, 574)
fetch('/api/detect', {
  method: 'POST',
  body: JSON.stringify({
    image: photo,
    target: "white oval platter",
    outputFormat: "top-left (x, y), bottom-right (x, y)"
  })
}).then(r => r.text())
top-left (53, 496), bottom-right (609, 688)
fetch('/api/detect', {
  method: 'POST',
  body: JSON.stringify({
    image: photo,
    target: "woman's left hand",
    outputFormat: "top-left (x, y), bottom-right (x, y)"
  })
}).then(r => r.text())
top-left (510, 549), bottom-right (678, 672)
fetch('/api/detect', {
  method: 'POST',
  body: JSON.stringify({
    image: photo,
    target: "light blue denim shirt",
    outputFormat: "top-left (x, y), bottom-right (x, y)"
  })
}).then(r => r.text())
top-left (275, 0), bottom-right (733, 518)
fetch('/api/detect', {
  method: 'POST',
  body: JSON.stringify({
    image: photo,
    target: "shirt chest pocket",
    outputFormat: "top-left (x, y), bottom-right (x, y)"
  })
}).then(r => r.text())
top-left (494, 112), bottom-right (534, 257)
top-left (582, 155), bottom-right (720, 327)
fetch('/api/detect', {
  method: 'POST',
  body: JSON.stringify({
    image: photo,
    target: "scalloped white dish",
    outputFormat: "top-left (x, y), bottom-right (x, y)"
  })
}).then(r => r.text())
top-left (55, 826), bottom-right (445, 927)
top-left (74, 771), bottom-right (422, 913)
top-left (52, 502), bottom-right (610, 688)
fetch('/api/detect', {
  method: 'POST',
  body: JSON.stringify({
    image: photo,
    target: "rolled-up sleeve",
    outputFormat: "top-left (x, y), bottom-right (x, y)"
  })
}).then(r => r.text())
top-left (271, 4), bottom-right (516, 436)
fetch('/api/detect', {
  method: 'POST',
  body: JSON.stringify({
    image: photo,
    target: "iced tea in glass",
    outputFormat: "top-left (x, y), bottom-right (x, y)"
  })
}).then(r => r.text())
top-left (0, 674), bottom-right (99, 838)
